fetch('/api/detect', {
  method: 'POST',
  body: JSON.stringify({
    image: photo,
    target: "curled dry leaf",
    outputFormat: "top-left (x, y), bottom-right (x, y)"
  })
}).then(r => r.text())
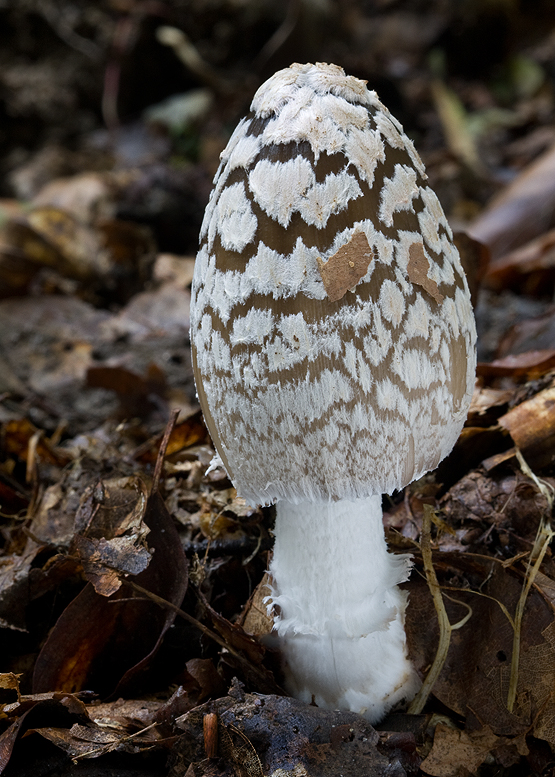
top-left (467, 386), bottom-right (514, 419)
top-left (185, 659), bottom-right (226, 703)
top-left (0, 691), bottom-right (94, 773)
top-left (238, 572), bottom-right (274, 640)
top-left (72, 535), bottom-right (152, 597)
top-left (73, 476), bottom-right (149, 540)
top-left (3, 418), bottom-right (71, 469)
top-left (134, 410), bottom-right (209, 465)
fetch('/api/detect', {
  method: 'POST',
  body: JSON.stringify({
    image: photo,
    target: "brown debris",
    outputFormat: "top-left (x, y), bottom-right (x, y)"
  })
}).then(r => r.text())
top-left (407, 243), bottom-right (445, 303)
top-left (420, 723), bottom-right (528, 777)
top-left (317, 231), bottom-right (374, 301)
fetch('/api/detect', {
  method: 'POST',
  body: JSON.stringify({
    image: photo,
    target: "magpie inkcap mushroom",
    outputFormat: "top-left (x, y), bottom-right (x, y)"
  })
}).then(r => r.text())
top-left (190, 62), bottom-right (477, 722)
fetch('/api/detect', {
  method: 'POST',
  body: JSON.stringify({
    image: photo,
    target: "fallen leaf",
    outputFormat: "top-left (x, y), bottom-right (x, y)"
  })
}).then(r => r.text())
top-left (420, 723), bottom-right (522, 777)
top-left (238, 573), bottom-right (274, 639)
top-left (484, 226), bottom-right (555, 294)
top-left (32, 491), bottom-right (188, 698)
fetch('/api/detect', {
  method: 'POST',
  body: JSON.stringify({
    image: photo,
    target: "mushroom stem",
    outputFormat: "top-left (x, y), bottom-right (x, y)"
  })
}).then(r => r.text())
top-left (269, 495), bottom-right (420, 723)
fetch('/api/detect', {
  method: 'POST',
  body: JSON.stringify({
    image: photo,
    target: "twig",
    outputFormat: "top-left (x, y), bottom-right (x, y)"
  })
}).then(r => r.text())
top-left (125, 581), bottom-right (284, 695)
top-left (156, 26), bottom-right (227, 92)
top-left (72, 721), bottom-right (158, 762)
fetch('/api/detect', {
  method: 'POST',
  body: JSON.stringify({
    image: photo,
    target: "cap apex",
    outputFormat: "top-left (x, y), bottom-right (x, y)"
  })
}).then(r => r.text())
top-left (251, 62), bottom-right (375, 119)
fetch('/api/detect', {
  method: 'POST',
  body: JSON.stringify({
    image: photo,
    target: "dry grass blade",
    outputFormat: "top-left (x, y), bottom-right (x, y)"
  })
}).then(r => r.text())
top-left (506, 449), bottom-right (554, 712)
top-left (408, 504), bottom-right (473, 715)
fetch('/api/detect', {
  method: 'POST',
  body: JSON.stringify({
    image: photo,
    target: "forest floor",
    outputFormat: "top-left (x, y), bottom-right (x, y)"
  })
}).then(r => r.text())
top-left (2, 2), bottom-right (555, 775)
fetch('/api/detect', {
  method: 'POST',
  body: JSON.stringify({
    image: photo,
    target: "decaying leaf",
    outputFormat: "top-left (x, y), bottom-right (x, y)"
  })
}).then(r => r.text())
top-left (72, 535), bottom-right (152, 597)
top-left (407, 546), bottom-right (555, 749)
top-left (420, 723), bottom-right (527, 777)
top-left (477, 350), bottom-right (555, 382)
top-left (32, 490), bottom-right (188, 697)
top-left (0, 672), bottom-right (22, 697)
top-left (484, 226), bottom-right (555, 294)
top-left (3, 418), bottom-right (71, 469)
top-left (239, 572), bottom-right (274, 639)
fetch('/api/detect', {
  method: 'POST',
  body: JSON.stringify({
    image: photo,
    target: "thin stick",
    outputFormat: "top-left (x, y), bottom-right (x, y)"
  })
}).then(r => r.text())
top-left (126, 581), bottom-right (284, 695)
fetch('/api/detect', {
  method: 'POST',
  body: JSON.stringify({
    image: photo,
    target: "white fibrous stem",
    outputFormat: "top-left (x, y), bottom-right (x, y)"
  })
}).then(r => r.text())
top-left (268, 495), bottom-right (421, 723)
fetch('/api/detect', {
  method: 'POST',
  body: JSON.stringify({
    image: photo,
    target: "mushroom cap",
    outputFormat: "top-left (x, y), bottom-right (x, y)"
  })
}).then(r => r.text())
top-left (191, 62), bottom-right (477, 506)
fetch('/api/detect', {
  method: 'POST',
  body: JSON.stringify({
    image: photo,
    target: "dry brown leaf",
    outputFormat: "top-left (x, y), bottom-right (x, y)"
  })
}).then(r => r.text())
top-left (3, 418), bottom-right (71, 469)
top-left (239, 572), bottom-right (274, 639)
top-left (496, 306), bottom-right (555, 359)
top-left (0, 673), bottom-right (22, 696)
top-left (406, 550), bottom-right (553, 737)
top-left (468, 386), bottom-right (514, 418)
top-left (73, 535), bottom-right (152, 597)
top-left (520, 619), bottom-right (555, 746)
top-left (32, 171), bottom-right (121, 224)
top-left (185, 658), bottom-right (226, 702)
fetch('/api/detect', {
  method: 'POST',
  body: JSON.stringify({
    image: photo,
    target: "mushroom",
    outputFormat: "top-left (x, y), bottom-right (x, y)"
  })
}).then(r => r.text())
top-left (190, 62), bottom-right (477, 723)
